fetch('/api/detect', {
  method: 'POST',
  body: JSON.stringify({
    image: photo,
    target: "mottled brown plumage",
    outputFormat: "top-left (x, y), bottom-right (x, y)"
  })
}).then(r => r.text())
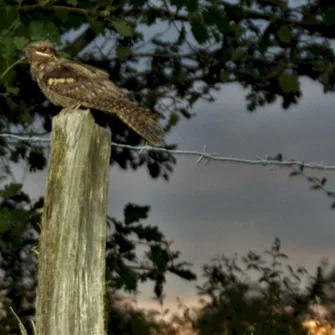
top-left (24, 41), bottom-right (164, 146)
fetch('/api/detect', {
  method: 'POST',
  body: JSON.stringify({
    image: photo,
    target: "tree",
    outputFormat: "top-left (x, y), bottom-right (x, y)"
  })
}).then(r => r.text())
top-left (1, 0), bottom-right (335, 332)
top-left (195, 238), bottom-right (313, 335)
top-left (0, 186), bottom-right (195, 334)
top-left (2, 1), bottom-right (335, 176)
top-left (193, 238), bottom-right (335, 335)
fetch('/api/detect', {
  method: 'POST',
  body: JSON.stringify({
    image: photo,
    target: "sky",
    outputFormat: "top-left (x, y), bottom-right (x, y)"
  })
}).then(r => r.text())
top-left (18, 77), bottom-right (335, 311)
top-left (11, 0), bottom-right (335, 312)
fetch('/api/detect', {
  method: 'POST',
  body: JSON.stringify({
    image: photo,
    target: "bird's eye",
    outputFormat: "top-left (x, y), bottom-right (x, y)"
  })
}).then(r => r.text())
top-left (39, 46), bottom-right (48, 52)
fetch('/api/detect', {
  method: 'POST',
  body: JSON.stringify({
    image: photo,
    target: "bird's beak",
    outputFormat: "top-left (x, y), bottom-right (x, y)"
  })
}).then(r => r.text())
top-left (23, 44), bottom-right (32, 60)
top-left (21, 50), bottom-right (28, 61)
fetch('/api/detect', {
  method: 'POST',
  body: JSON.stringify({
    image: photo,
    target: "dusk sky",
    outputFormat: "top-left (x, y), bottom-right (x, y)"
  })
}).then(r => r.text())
top-left (17, 77), bottom-right (335, 311)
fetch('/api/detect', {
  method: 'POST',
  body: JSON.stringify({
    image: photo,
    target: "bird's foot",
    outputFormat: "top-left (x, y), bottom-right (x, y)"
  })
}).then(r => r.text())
top-left (70, 103), bottom-right (82, 110)
top-left (62, 104), bottom-right (82, 114)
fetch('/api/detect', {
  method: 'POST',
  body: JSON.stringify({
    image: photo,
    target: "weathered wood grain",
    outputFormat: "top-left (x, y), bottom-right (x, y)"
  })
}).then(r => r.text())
top-left (36, 109), bottom-right (111, 335)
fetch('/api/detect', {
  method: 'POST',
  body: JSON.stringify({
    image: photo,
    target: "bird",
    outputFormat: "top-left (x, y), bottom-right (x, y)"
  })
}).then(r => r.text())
top-left (24, 40), bottom-right (164, 146)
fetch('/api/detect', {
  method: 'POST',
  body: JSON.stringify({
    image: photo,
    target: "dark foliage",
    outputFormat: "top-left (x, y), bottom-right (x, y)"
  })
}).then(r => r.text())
top-left (1, 0), bottom-right (335, 333)
top-left (194, 238), bottom-right (335, 335)
top-left (0, 184), bottom-right (195, 334)
top-left (2, 1), bottom-right (335, 176)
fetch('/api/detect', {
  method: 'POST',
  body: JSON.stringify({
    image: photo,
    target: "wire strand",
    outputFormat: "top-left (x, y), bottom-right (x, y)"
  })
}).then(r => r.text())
top-left (0, 133), bottom-right (333, 171)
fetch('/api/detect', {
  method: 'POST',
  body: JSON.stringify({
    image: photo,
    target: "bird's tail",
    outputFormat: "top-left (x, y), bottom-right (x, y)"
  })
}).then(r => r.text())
top-left (107, 100), bottom-right (164, 146)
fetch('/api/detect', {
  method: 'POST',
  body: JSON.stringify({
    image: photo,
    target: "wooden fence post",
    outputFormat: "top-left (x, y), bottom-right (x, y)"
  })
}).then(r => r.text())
top-left (35, 109), bottom-right (111, 335)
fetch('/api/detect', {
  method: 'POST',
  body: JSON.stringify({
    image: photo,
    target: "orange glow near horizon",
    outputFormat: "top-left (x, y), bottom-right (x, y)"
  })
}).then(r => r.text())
top-left (302, 320), bottom-right (335, 335)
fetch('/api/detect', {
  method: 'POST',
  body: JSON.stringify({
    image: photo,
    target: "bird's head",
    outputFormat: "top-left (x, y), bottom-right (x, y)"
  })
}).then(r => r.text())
top-left (24, 40), bottom-right (58, 64)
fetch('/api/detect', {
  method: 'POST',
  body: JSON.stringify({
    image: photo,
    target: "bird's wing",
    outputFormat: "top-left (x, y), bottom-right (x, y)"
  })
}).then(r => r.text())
top-left (61, 60), bottom-right (110, 79)
top-left (42, 61), bottom-right (129, 102)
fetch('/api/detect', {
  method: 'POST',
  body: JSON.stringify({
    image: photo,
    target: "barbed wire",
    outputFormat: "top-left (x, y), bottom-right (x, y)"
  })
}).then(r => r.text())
top-left (0, 133), bottom-right (334, 171)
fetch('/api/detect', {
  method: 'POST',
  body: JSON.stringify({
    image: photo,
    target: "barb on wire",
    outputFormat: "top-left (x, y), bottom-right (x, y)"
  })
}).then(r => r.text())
top-left (0, 133), bottom-right (334, 171)
top-left (197, 145), bottom-right (217, 164)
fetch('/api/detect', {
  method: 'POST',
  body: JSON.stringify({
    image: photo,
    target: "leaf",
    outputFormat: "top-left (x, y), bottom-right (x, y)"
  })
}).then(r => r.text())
top-left (203, 6), bottom-right (229, 34)
top-left (168, 112), bottom-right (179, 127)
top-left (231, 48), bottom-right (245, 61)
top-left (0, 5), bottom-right (20, 33)
top-left (230, 23), bottom-right (242, 38)
top-left (28, 149), bottom-right (47, 172)
top-left (145, 7), bottom-right (157, 25)
top-left (121, 267), bottom-right (138, 291)
top-left (148, 162), bottom-right (160, 178)
top-left (19, 109), bottom-right (33, 125)
top-left (113, 233), bottom-right (135, 253)
top-left (132, 0), bottom-right (146, 6)
top-left (1, 37), bottom-right (16, 61)
top-left (0, 210), bottom-right (12, 233)
top-left (220, 71), bottom-right (230, 82)
top-left (268, 63), bottom-right (286, 79)
top-left (170, 0), bottom-right (184, 9)
top-left (45, 22), bottom-right (61, 42)
top-left (185, 0), bottom-right (199, 12)
top-left (29, 21), bottom-right (45, 39)
top-left (154, 276), bottom-right (165, 298)
top-left (1, 183), bottom-right (22, 199)
top-left (66, 0), bottom-right (77, 5)
top-left (32, 197), bottom-right (44, 210)
top-left (190, 18), bottom-right (209, 44)
top-left (54, 8), bottom-right (69, 22)
top-left (169, 267), bottom-right (197, 280)
top-left (6, 86), bottom-right (19, 96)
top-left (324, 6), bottom-right (335, 25)
top-left (278, 73), bottom-right (300, 93)
top-left (124, 203), bottom-right (150, 225)
top-left (149, 244), bottom-right (170, 270)
top-left (319, 71), bottom-right (329, 85)
top-left (116, 45), bottom-right (131, 60)
top-left (132, 225), bottom-right (164, 242)
top-left (12, 36), bottom-right (29, 50)
top-left (277, 25), bottom-right (292, 43)
top-left (89, 17), bottom-right (105, 35)
top-left (111, 19), bottom-right (133, 37)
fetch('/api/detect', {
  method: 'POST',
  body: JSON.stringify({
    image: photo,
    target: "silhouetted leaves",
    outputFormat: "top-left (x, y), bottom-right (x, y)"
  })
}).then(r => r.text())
top-left (106, 204), bottom-right (196, 297)
top-left (111, 19), bottom-right (133, 37)
top-left (288, 165), bottom-right (335, 209)
top-left (124, 203), bottom-right (150, 226)
top-left (1, 183), bottom-right (22, 199)
top-left (278, 73), bottom-right (300, 94)
top-left (324, 6), bottom-right (335, 25)
top-left (27, 148), bottom-right (47, 171)
top-left (190, 16), bottom-right (209, 44)
top-left (3, 0), bottom-right (335, 177)
top-left (277, 25), bottom-right (292, 43)
top-left (0, 198), bottom-right (195, 333)
top-left (195, 238), bottom-right (330, 335)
